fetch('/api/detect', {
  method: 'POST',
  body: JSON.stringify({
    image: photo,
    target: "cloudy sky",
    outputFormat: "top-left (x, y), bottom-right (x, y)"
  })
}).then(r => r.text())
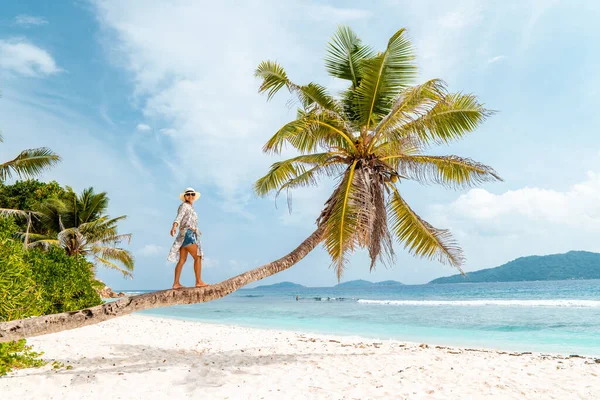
top-left (1, 0), bottom-right (599, 289)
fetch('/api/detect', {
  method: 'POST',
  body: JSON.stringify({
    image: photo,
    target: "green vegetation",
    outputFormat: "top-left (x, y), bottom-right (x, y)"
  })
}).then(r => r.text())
top-left (28, 186), bottom-right (134, 277)
top-left (0, 180), bottom-right (134, 278)
top-left (0, 217), bottom-right (102, 375)
top-left (0, 179), bottom-right (66, 233)
top-left (429, 251), bottom-right (600, 284)
top-left (0, 127), bottom-right (112, 374)
top-left (254, 26), bottom-right (500, 280)
top-left (0, 340), bottom-right (46, 376)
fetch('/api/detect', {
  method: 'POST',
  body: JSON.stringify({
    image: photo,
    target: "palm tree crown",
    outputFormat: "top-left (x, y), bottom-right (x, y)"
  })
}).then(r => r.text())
top-left (27, 187), bottom-right (135, 278)
top-left (254, 26), bottom-right (502, 280)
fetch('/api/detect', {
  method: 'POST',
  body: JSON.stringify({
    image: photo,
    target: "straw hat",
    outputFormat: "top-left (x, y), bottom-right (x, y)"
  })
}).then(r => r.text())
top-left (179, 187), bottom-right (201, 202)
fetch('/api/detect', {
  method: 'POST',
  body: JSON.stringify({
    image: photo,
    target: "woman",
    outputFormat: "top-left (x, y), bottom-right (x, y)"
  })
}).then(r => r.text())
top-left (168, 187), bottom-right (208, 289)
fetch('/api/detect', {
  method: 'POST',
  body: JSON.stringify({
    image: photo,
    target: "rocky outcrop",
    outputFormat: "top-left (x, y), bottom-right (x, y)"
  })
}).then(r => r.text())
top-left (98, 286), bottom-right (125, 298)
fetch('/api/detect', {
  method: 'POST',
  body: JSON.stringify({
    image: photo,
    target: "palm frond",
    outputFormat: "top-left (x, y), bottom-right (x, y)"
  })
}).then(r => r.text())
top-left (325, 25), bottom-right (375, 87)
top-left (373, 135), bottom-right (422, 159)
top-left (0, 208), bottom-right (34, 218)
top-left (26, 238), bottom-right (59, 250)
top-left (94, 233), bottom-right (132, 247)
top-left (0, 147), bottom-right (61, 181)
top-left (255, 61), bottom-right (342, 115)
top-left (388, 185), bottom-right (464, 272)
top-left (254, 153), bottom-right (341, 196)
top-left (355, 28), bottom-right (417, 130)
top-left (262, 110), bottom-right (357, 155)
top-left (384, 93), bottom-right (493, 146)
top-left (320, 161), bottom-right (361, 281)
top-left (352, 168), bottom-right (394, 271)
top-left (77, 188), bottom-right (109, 224)
top-left (370, 79), bottom-right (447, 150)
top-left (384, 155), bottom-right (503, 188)
top-left (92, 255), bottom-right (134, 278)
top-left (91, 246), bottom-right (134, 271)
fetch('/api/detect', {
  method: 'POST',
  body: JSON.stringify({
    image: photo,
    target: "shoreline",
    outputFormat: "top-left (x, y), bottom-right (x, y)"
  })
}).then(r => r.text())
top-left (2, 314), bottom-right (599, 399)
top-left (140, 311), bottom-right (600, 359)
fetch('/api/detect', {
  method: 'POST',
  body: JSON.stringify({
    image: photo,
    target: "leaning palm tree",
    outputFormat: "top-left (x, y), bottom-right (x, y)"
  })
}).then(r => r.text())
top-left (0, 26), bottom-right (500, 342)
top-left (25, 187), bottom-right (134, 278)
top-left (254, 26), bottom-right (500, 279)
top-left (0, 133), bottom-right (61, 246)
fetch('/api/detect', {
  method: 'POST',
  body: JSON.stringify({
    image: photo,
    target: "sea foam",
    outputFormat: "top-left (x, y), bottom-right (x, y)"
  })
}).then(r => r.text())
top-left (357, 299), bottom-right (600, 308)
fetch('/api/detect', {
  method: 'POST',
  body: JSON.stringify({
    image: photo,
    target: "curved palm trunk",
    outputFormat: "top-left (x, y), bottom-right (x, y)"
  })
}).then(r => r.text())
top-left (0, 227), bottom-right (324, 343)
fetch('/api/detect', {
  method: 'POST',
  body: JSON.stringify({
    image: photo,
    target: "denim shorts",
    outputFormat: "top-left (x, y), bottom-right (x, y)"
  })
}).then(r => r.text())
top-left (181, 229), bottom-right (197, 247)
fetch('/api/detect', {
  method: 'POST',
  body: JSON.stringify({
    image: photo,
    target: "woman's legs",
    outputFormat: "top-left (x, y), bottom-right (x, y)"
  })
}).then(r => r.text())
top-left (185, 243), bottom-right (207, 287)
top-left (172, 246), bottom-right (188, 289)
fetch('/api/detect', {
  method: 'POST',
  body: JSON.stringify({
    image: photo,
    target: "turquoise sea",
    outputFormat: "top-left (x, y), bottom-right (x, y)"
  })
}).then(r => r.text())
top-left (123, 280), bottom-right (600, 357)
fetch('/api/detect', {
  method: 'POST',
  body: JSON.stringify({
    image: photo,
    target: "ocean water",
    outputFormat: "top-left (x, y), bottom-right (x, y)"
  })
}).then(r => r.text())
top-left (124, 280), bottom-right (600, 357)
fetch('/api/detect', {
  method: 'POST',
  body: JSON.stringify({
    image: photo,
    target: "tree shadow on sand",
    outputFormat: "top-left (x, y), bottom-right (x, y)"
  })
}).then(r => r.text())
top-left (4, 343), bottom-right (376, 391)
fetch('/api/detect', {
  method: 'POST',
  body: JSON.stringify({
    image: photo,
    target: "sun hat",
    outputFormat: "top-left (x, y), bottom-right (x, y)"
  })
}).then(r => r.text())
top-left (179, 187), bottom-right (201, 202)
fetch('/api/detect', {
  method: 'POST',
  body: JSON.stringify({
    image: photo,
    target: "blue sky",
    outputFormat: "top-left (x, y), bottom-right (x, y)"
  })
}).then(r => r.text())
top-left (1, 0), bottom-right (599, 289)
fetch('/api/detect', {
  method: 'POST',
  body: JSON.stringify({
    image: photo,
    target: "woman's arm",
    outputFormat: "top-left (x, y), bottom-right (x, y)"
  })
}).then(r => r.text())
top-left (170, 204), bottom-right (187, 236)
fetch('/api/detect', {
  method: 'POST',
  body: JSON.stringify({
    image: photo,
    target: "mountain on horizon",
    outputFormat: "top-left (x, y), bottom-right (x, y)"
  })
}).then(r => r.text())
top-left (254, 281), bottom-right (305, 289)
top-left (429, 251), bottom-right (600, 284)
top-left (334, 279), bottom-right (404, 288)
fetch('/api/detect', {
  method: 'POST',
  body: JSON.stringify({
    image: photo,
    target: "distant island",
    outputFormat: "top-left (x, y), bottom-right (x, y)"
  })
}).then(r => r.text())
top-left (335, 279), bottom-right (404, 288)
top-left (254, 281), bottom-right (306, 290)
top-left (429, 251), bottom-right (600, 284)
top-left (250, 280), bottom-right (404, 289)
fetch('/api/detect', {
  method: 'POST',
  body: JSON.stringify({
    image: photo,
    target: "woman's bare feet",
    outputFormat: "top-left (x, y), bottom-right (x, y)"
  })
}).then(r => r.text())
top-left (195, 282), bottom-right (208, 288)
top-left (172, 283), bottom-right (184, 290)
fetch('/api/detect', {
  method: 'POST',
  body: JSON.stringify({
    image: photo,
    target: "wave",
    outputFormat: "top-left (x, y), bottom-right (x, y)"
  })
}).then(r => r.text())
top-left (313, 297), bottom-right (350, 301)
top-left (357, 299), bottom-right (600, 308)
top-left (241, 295), bottom-right (264, 298)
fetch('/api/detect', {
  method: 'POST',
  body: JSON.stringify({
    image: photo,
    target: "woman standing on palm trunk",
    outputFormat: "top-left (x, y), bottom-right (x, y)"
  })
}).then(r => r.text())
top-left (168, 187), bottom-right (207, 289)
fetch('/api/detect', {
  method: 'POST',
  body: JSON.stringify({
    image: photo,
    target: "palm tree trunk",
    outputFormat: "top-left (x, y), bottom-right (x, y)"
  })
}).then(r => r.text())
top-left (24, 212), bottom-right (31, 249)
top-left (0, 227), bottom-right (324, 343)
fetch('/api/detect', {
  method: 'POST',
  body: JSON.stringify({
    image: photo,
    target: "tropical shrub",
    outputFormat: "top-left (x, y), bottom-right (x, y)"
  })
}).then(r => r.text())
top-left (0, 217), bottom-right (102, 375)
top-left (26, 246), bottom-right (103, 315)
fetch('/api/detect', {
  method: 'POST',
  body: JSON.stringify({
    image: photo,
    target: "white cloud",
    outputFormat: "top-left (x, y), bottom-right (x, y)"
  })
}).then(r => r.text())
top-left (136, 123), bottom-right (151, 132)
top-left (487, 55), bottom-right (505, 64)
top-left (429, 170), bottom-right (600, 271)
top-left (15, 15), bottom-right (48, 27)
top-left (0, 38), bottom-right (61, 77)
top-left (138, 244), bottom-right (165, 257)
top-left (438, 171), bottom-right (600, 231)
top-left (91, 0), bottom-right (304, 216)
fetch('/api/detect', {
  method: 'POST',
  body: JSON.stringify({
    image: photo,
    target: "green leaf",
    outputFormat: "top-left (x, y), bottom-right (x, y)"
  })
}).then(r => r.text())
top-left (320, 161), bottom-right (360, 281)
top-left (385, 155), bottom-right (503, 188)
top-left (325, 25), bottom-right (375, 87)
top-left (254, 153), bottom-right (340, 196)
top-left (0, 148), bottom-right (61, 182)
top-left (355, 28), bottom-right (417, 130)
top-left (386, 93), bottom-right (493, 146)
top-left (388, 185), bottom-right (464, 272)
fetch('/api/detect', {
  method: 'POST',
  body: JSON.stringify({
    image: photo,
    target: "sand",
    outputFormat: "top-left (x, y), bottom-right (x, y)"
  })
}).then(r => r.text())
top-left (1, 315), bottom-right (598, 399)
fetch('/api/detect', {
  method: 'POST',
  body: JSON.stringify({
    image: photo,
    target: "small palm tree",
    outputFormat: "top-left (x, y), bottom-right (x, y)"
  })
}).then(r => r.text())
top-left (0, 133), bottom-right (61, 245)
top-left (254, 26), bottom-right (502, 279)
top-left (27, 187), bottom-right (134, 278)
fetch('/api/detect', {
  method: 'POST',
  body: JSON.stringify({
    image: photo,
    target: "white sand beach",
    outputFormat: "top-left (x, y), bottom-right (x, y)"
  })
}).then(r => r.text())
top-left (2, 315), bottom-right (598, 399)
